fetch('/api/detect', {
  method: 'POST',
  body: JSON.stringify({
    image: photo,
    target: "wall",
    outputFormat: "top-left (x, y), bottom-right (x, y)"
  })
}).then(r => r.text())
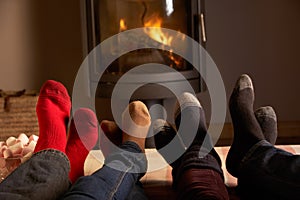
top-left (0, 1), bottom-right (34, 90)
top-left (0, 0), bottom-right (299, 123)
top-left (0, 0), bottom-right (83, 94)
top-left (202, 0), bottom-right (300, 122)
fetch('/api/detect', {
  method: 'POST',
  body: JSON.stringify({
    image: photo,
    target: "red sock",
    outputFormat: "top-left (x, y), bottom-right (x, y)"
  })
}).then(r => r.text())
top-left (34, 80), bottom-right (71, 153)
top-left (66, 108), bottom-right (99, 183)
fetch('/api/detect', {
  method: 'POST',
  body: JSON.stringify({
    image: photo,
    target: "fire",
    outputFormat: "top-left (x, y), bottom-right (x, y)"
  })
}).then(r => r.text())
top-left (119, 18), bottom-right (127, 31)
top-left (119, 15), bottom-right (176, 46)
top-left (143, 15), bottom-right (173, 46)
top-left (118, 15), bottom-right (185, 69)
top-left (143, 15), bottom-right (185, 68)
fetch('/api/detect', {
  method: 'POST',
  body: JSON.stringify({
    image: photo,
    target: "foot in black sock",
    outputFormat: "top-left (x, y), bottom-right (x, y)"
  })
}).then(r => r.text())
top-left (255, 106), bottom-right (278, 145)
top-left (153, 119), bottom-right (186, 167)
top-left (153, 119), bottom-right (183, 150)
top-left (174, 92), bottom-right (208, 148)
top-left (226, 74), bottom-right (265, 177)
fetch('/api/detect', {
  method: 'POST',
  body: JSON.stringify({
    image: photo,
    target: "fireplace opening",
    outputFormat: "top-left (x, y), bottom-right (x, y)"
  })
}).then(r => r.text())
top-left (81, 0), bottom-right (207, 96)
top-left (80, 0), bottom-right (207, 147)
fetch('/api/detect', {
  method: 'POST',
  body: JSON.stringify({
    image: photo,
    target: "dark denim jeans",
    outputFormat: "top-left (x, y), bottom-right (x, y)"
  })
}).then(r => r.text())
top-left (0, 141), bottom-right (148, 200)
top-left (238, 140), bottom-right (300, 200)
top-left (0, 149), bottom-right (70, 200)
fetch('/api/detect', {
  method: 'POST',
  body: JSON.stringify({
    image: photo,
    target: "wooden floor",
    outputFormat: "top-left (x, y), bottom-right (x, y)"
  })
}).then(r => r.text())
top-left (216, 121), bottom-right (300, 146)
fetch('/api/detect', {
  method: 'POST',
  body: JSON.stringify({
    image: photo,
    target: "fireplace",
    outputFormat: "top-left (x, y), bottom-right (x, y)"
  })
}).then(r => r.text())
top-left (80, 0), bottom-right (207, 147)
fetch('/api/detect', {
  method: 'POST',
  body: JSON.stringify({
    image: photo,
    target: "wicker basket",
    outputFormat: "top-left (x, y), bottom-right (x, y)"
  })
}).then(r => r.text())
top-left (0, 90), bottom-right (39, 141)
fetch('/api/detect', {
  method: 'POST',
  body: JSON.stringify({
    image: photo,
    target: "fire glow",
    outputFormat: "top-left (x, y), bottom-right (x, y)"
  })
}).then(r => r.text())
top-left (119, 15), bottom-right (174, 46)
top-left (119, 19), bottom-right (127, 32)
top-left (119, 15), bottom-right (184, 68)
top-left (143, 15), bottom-right (173, 47)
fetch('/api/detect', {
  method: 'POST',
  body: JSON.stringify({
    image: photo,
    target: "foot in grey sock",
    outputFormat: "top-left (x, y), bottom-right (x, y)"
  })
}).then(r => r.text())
top-left (174, 92), bottom-right (208, 148)
top-left (255, 106), bottom-right (278, 145)
top-left (226, 74), bottom-right (265, 177)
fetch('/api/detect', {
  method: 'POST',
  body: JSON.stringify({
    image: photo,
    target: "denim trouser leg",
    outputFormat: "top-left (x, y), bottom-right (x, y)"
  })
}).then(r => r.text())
top-left (238, 140), bottom-right (300, 200)
top-left (0, 149), bottom-right (71, 200)
top-left (63, 141), bottom-right (148, 200)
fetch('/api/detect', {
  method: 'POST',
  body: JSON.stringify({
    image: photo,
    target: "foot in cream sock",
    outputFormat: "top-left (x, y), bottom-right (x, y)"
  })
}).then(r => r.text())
top-left (121, 101), bottom-right (151, 152)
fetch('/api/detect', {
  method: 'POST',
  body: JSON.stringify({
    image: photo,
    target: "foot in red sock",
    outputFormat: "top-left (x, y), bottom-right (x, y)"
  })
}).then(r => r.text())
top-left (66, 108), bottom-right (99, 183)
top-left (34, 80), bottom-right (71, 153)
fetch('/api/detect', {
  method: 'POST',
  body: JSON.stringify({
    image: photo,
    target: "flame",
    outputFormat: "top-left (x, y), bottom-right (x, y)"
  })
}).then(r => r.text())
top-left (142, 15), bottom-right (185, 68)
top-left (119, 19), bottom-right (127, 31)
top-left (118, 15), bottom-right (185, 69)
top-left (143, 15), bottom-right (173, 46)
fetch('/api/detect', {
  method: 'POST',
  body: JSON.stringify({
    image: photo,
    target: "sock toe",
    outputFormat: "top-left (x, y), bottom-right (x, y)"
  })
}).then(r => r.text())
top-left (255, 106), bottom-right (278, 145)
top-left (34, 80), bottom-right (70, 153)
top-left (74, 108), bottom-right (98, 128)
top-left (72, 108), bottom-right (99, 150)
top-left (39, 80), bottom-right (70, 104)
top-left (174, 92), bottom-right (201, 122)
top-left (122, 101), bottom-right (151, 151)
top-left (122, 101), bottom-right (151, 137)
top-left (236, 74), bottom-right (254, 91)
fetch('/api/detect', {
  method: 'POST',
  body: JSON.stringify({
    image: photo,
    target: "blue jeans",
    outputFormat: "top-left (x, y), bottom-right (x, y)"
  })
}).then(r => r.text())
top-left (238, 140), bottom-right (300, 200)
top-left (63, 141), bottom-right (148, 200)
top-left (0, 141), bottom-right (148, 200)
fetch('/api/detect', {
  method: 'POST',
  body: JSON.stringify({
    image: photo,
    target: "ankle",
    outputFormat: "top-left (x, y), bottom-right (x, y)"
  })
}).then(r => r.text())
top-left (122, 134), bottom-right (146, 152)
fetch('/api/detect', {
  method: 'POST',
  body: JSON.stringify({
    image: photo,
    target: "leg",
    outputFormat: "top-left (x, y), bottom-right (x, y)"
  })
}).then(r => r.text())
top-left (63, 101), bottom-right (150, 200)
top-left (227, 74), bottom-right (300, 199)
top-left (0, 150), bottom-right (70, 200)
top-left (100, 120), bottom-right (148, 200)
top-left (238, 141), bottom-right (300, 200)
top-left (63, 142), bottom-right (148, 200)
top-left (155, 93), bottom-right (229, 200)
top-left (0, 80), bottom-right (72, 200)
top-left (226, 74), bottom-right (265, 177)
top-left (0, 80), bottom-right (98, 199)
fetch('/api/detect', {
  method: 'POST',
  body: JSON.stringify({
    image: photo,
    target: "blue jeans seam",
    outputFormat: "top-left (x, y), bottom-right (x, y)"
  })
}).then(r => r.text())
top-left (107, 163), bottom-right (134, 200)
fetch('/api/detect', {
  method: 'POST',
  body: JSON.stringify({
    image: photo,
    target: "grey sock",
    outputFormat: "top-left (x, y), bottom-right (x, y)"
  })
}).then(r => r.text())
top-left (255, 106), bottom-right (278, 145)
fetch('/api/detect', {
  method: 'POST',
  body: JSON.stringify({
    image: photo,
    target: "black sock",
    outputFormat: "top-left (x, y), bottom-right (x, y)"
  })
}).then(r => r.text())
top-left (255, 106), bottom-right (278, 145)
top-left (226, 74), bottom-right (265, 177)
top-left (153, 119), bottom-right (185, 179)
